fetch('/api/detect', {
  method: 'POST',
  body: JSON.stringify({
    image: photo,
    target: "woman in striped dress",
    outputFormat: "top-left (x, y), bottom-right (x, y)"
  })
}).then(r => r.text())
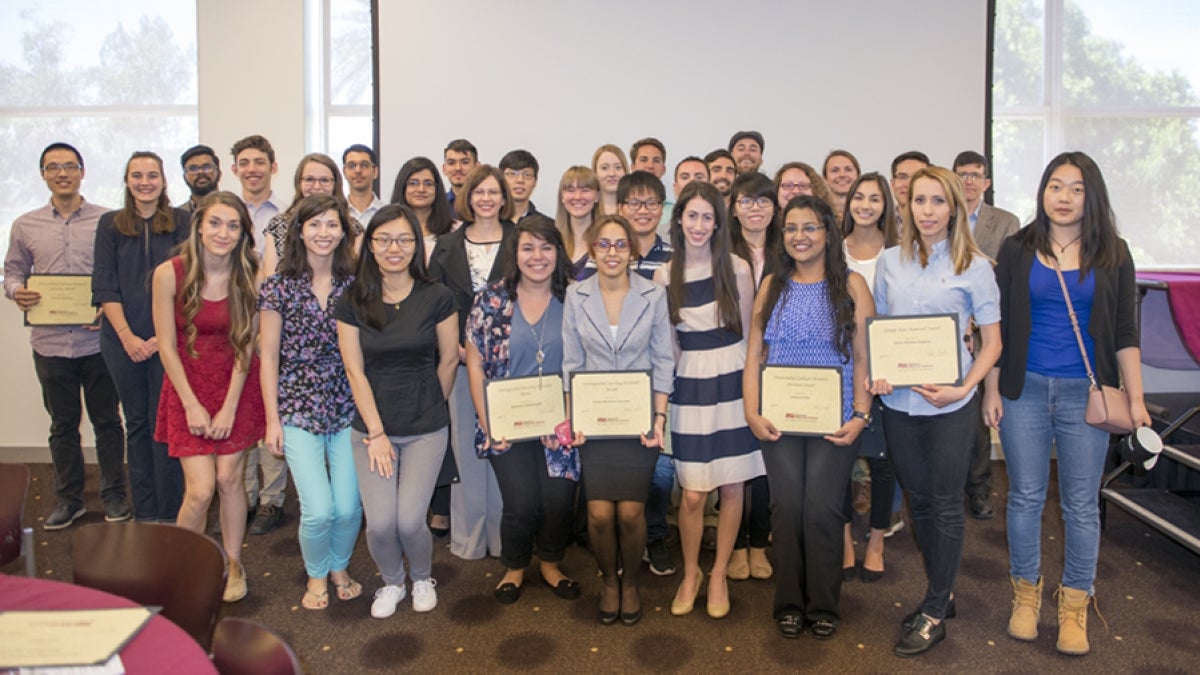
top-left (655, 181), bottom-right (764, 619)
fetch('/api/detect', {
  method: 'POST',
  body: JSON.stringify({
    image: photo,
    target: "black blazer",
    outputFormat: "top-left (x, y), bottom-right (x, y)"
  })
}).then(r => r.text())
top-left (993, 230), bottom-right (1139, 399)
top-left (428, 221), bottom-right (516, 345)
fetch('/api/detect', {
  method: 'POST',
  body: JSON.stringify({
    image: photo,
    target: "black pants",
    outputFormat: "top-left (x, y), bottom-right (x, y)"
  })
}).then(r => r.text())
top-left (100, 332), bottom-right (181, 521)
top-left (488, 441), bottom-right (576, 569)
top-left (882, 396), bottom-right (978, 620)
top-left (733, 475), bottom-right (771, 549)
top-left (762, 435), bottom-right (857, 622)
top-left (32, 351), bottom-right (126, 509)
top-left (965, 383), bottom-right (993, 501)
top-left (843, 456), bottom-right (897, 530)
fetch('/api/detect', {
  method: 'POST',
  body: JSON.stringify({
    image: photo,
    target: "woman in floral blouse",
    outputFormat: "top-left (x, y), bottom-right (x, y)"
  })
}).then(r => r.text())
top-left (259, 194), bottom-right (363, 610)
top-left (465, 215), bottom-right (581, 604)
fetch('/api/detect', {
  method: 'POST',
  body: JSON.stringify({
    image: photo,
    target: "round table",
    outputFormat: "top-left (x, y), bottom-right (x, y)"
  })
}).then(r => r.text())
top-left (0, 573), bottom-right (216, 674)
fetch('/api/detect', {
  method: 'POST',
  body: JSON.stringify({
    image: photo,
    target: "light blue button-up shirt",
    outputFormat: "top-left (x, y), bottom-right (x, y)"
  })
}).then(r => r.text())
top-left (873, 240), bottom-right (1000, 416)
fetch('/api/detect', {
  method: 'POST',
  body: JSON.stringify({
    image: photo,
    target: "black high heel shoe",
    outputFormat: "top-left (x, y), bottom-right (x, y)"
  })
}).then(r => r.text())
top-left (619, 584), bottom-right (642, 626)
top-left (598, 578), bottom-right (620, 625)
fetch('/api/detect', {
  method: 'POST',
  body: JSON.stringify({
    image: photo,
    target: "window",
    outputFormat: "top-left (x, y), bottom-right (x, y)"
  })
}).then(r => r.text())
top-left (0, 1), bottom-right (198, 260)
top-left (307, 0), bottom-right (373, 164)
top-left (993, 0), bottom-right (1200, 269)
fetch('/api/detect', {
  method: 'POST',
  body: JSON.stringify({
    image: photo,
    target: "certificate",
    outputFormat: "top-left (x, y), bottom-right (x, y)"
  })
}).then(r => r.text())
top-left (484, 373), bottom-right (565, 444)
top-left (570, 370), bottom-right (652, 439)
top-left (760, 365), bottom-right (844, 436)
top-left (24, 274), bottom-right (96, 326)
top-left (866, 314), bottom-right (962, 387)
top-left (0, 607), bottom-right (153, 667)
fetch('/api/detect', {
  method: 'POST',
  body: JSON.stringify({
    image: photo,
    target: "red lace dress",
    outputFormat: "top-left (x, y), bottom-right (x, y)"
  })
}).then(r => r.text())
top-left (156, 257), bottom-right (265, 457)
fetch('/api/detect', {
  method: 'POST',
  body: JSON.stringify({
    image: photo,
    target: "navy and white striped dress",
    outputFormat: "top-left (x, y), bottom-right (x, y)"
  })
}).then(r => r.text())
top-left (670, 266), bottom-right (765, 491)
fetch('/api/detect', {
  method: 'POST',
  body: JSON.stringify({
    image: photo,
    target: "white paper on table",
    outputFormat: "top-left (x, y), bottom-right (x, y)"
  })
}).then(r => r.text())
top-left (0, 607), bottom-right (151, 669)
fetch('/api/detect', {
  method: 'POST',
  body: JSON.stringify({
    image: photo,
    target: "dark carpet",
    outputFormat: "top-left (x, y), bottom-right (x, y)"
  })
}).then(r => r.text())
top-left (4, 460), bottom-right (1198, 674)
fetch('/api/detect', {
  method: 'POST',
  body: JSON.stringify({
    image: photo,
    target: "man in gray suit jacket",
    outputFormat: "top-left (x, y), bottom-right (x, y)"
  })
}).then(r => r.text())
top-left (954, 151), bottom-right (1021, 519)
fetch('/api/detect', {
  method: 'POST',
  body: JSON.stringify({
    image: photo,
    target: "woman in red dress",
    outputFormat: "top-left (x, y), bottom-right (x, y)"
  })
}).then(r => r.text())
top-left (152, 191), bottom-right (265, 603)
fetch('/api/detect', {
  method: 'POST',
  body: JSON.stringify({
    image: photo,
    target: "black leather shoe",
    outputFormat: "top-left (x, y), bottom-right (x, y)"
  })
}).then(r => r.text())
top-left (860, 567), bottom-right (884, 583)
top-left (894, 614), bottom-right (946, 657)
top-left (902, 599), bottom-right (956, 631)
top-left (811, 618), bottom-right (837, 640)
top-left (969, 495), bottom-right (995, 520)
top-left (620, 607), bottom-right (643, 626)
top-left (841, 565), bottom-right (857, 582)
top-left (776, 613), bottom-right (804, 639)
top-left (494, 582), bottom-right (521, 604)
top-left (544, 578), bottom-right (582, 600)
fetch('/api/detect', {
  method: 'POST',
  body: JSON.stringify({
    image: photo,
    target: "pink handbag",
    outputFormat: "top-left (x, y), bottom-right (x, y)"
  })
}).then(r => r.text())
top-left (1051, 260), bottom-right (1135, 435)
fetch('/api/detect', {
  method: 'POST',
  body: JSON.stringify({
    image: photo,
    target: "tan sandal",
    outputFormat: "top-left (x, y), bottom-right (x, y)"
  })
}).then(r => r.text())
top-left (335, 579), bottom-right (362, 601)
top-left (302, 588), bottom-right (329, 610)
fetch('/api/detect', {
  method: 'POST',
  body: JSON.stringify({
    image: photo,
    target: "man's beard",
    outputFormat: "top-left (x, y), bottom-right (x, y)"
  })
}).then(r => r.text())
top-left (190, 181), bottom-right (217, 198)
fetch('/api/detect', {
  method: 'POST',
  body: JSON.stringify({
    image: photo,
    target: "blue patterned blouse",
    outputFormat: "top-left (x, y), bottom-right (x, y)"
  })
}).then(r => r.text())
top-left (763, 279), bottom-right (855, 423)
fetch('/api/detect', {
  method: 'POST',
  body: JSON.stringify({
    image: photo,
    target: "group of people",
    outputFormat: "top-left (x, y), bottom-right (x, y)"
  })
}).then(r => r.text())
top-left (4, 130), bottom-right (1146, 658)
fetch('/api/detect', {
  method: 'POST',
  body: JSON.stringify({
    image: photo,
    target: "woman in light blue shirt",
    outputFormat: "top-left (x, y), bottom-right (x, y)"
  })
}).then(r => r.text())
top-left (870, 166), bottom-right (1001, 657)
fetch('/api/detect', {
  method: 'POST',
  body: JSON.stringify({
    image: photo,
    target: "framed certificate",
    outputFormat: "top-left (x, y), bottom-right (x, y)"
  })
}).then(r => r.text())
top-left (23, 274), bottom-right (96, 326)
top-left (484, 373), bottom-right (565, 444)
top-left (866, 314), bottom-right (962, 387)
top-left (760, 365), bottom-right (844, 436)
top-left (569, 370), bottom-right (652, 439)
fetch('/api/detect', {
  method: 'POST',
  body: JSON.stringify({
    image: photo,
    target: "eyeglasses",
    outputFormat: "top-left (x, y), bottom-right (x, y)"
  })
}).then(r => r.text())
top-left (43, 163), bottom-right (81, 175)
top-left (407, 179), bottom-right (436, 189)
top-left (956, 171), bottom-right (985, 183)
top-left (344, 161), bottom-right (374, 171)
top-left (594, 239), bottom-right (630, 252)
top-left (301, 176), bottom-right (335, 187)
top-left (503, 169), bottom-right (535, 181)
top-left (736, 196), bottom-right (773, 210)
top-left (185, 163), bottom-right (216, 175)
top-left (782, 224), bottom-right (826, 236)
top-left (371, 235), bottom-right (417, 250)
top-left (623, 199), bottom-right (661, 211)
top-left (779, 181), bottom-right (811, 192)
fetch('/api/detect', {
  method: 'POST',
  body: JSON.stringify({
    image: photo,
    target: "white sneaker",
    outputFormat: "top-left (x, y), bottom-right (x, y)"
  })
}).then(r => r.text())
top-left (371, 584), bottom-right (406, 619)
top-left (411, 578), bottom-right (438, 613)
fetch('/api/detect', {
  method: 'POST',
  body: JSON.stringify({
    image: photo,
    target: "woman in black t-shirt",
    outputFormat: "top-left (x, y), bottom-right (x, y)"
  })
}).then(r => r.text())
top-left (335, 204), bottom-right (459, 619)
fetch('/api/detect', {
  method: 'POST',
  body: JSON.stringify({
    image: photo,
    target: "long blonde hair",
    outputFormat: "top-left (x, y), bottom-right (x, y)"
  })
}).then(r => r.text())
top-left (901, 166), bottom-right (983, 275)
top-left (555, 166), bottom-right (601, 260)
top-left (179, 192), bottom-right (259, 370)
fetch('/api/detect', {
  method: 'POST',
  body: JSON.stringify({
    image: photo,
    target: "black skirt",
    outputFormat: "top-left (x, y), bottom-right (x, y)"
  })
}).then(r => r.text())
top-left (578, 438), bottom-right (657, 502)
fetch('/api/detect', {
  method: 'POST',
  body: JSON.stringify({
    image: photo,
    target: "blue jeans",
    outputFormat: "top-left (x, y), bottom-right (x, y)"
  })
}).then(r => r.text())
top-left (283, 426), bottom-right (362, 579)
top-left (1000, 371), bottom-right (1109, 592)
top-left (101, 331), bottom-right (182, 521)
top-left (646, 453), bottom-right (675, 543)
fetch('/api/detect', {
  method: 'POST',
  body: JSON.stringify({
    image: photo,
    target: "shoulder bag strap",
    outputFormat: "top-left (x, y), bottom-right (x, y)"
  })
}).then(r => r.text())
top-left (1048, 256), bottom-right (1099, 389)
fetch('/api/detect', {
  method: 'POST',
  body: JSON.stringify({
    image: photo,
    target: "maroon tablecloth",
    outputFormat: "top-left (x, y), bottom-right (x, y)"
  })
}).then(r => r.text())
top-left (0, 574), bottom-right (216, 674)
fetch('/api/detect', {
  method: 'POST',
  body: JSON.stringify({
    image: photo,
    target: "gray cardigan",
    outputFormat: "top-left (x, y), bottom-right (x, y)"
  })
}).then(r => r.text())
top-left (561, 272), bottom-right (675, 395)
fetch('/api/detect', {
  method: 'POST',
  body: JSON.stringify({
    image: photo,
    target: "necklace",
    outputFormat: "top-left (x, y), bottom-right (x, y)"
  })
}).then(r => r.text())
top-left (527, 308), bottom-right (547, 386)
top-left (1051, 233), bottom-right (1082, 253)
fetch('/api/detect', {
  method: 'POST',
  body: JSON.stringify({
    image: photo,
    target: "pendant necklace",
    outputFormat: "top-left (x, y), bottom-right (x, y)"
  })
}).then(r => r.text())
top-left (528, 308), bottom-right (547, 388)
top-left (1052, 233), bottom-right (1082, 253)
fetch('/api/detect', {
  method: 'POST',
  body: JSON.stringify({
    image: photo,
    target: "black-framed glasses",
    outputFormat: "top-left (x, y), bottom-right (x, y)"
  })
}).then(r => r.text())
top-left (623, 199), bottom-right (661, 211)
top-left (736, 196), bottom-right (773, 210)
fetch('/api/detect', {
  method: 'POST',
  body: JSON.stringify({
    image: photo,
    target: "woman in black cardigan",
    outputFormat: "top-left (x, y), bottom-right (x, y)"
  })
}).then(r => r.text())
top-left (983, 151), bottom-right (1149, 657)
top-left (429, 165), bottom-right (516, 561)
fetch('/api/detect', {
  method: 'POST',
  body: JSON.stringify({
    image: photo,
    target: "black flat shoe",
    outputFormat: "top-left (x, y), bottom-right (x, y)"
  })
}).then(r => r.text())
top-left (493, 582), bottom-right (522, 604)
top-left (776, 613), bottom-right (804, 639)
top-left (841, 565), bottom-right (857, 582)
top-left (430, 526), bottom-right (450, 538)
top-left (894, 614), bottom-right (946, 657)
top-left (544, 578), bottom-right (582, 600)
top-left (620, 607), bottom-right (642, 626)
top-left (902, 599), bottom-right (956, 631)
top-left (860, 567), bottom-right (884, 583)
top-left (811, 618), bottom-right (837, 640)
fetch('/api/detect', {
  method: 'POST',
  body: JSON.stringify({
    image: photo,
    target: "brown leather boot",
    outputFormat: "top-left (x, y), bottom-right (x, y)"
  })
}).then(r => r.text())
top-left (1055, 586), bottom-right (1091, 655)
top-left (1007, 576), bottom-right (1042, 641)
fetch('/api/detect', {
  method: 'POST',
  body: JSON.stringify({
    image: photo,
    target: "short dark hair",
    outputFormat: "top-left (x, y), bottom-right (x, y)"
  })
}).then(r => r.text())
top-left (629, 137), bottom-right (666, 163)
top-left (499, 149), bottom-right (539, 178)
top-left (444, 139), bottom-right (478, 160)
top-left (342, 144), bottom-right (377, 165)
top-left (890, 150), bottom-right (930, 177)
top-left (180, 144), bottom-right (218, 169)
top-left (40, 142), bottom-right (83, 170)
top-left (952, 150), bottom-right (988, 176)
top-left (704, 149), bottom-right (734, 166)
top-left (674, 156), bottom-right (707, 181)
top-left (616, 170), bottom-right (666, 203)
top-left (727, 131), bottom-right (764, 153)
top-left (231, 135), bottom-right (275, 164)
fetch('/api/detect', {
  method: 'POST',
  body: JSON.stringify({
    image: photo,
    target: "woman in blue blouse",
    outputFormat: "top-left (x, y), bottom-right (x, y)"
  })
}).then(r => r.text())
top-left (983, 152), bottom-right (1148, 656)
top-left (870, 166), bottom-right (1001, 657)
top-left (743, 195), bottom-right (873, 641)
top-left (92, 151), bottom-right (190, 523)
top-left (259, 194), bottom-right (362, 610)
top-left (562, 214), bottom-right (675, 626)
top-left (466, 215), bottom-right (581, 604)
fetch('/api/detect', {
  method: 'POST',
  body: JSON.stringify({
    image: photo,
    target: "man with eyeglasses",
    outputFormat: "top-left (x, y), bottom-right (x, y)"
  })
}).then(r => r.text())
top-left (952, 150), bottom-right (1019, 522)
top-left (179, 144), bottom-right (222, 213)
top-left (498, 150), bottom-right (541, 222)
top-left (890, 150), bottom-right (931, 233)
top-left (343, 144), bottom-right (383, 224)
top-left (5, 142), bottom-right (129, 530)
top-left (230, 134), bottom-right (284, 256)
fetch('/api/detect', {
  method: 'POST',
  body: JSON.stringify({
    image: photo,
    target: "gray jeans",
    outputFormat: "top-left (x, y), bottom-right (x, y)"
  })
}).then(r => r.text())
top-left (351, 427), bottom-right (448, 586)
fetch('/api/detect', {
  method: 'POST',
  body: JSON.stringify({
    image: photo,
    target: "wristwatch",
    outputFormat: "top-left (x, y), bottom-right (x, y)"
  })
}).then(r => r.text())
top-left (851, 409), bottom-right (872, 425)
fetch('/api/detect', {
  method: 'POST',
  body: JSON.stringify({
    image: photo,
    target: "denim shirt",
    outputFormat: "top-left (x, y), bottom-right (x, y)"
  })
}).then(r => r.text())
top-left (873, 240), bottom-right (1000, 416)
